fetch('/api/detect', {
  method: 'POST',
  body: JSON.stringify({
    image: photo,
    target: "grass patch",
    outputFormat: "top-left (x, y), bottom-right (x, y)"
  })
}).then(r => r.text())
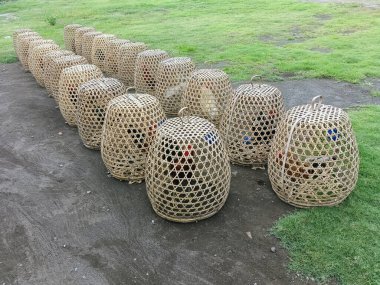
top-left (0, 0), bottom-right (380, 82)
top-left (272, 106), bottom-right (380, 284)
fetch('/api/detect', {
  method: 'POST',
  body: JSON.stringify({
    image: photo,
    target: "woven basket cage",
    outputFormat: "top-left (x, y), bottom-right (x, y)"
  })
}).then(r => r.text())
top-left (155, 57), bottom-right (195, 117)
top-left (26, 39), bottom-right (55, 72)
top-left (28, 43), bottom-right (60, 87)
top-left (13, 29), bottom-right (32, 57)
top-left (74, 27), bottom-right (95, 56)
top-left (134, 49), bottom-right (169, 94)
top-left (101, 93), bottom-right (166, 182)
top-left (117, 42), bottom-right (147, 87)
top-left (146, 115), bottom-right (231, 223)
top-left (64, 24), bottom-right (82, 52)
top-left (58, 64), bottom-right (103, 126)
top-left (43, 50), bottom-right (75, 96)
top-left (268, 96), bottom-right (359, 208)
top-left (82, 31), bottom-right (103, 63)
top-left (91, 34), bottom-right (116, 71)
top-left (220, 81), bottom-right (285, 167)
top-left (104, 39), bottom-right (131, 77)
top-left (181, 69), bottom-right (233, 128)
top-left (47, 55), bottom-right (88, 102)
top-left (17, 34), bottom-right (43, 71)
top-left (78, 78), bottom-right (126, 149)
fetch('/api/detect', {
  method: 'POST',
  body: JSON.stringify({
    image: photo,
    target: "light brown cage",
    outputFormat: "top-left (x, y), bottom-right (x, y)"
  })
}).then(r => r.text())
top-left (47, 55), bottom-right (88, 103)
top-left (91, 34), bottom-right (116, 72)
top-left (28, 43), bottom-right (60, 86)
top-left (134, 49), bottom-right (169, 95)
top-left (155, 57), bottom-right (195, 117)
top-left (220, 78), bottom-right (285, 167)
top-left (13, 29), bottom-right (32, 57)
top-left (17, 34), bottom-right (43, 71)
top-left (104, 39), bottom-right (131, 77)
top-left (43, 50), bottom-right (75, 96)
top-left (181, 69), bottom-right (233, 128)
top-left (82, 31), bottom-right (103, 63)
top-left (58, 64), bottom-right (103, 126)
top-left (26, 39), bottom-right (56, 73)
top-left (145, 113), bottom-right (231, 223)
top-left (74, 27), bottom-right (95, 56)
top-left (64, 24), bottom-right (82, 52)
top-left (77, 78), bottom-right (126, 149)
top-left (117, 42), bottom-right (147, 87)
top-left (268, 96), bottom-right (359, 208)
top-left (101, 93), bottom-right (166, 182)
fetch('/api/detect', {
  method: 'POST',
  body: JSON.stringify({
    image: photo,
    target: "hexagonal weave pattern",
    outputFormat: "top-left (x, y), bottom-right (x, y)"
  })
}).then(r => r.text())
top-left (13, 29), bottom-right (32, 57)
top-left (64, 24), bottom-right (82, 52)
top-left (155, 57), bottom-right (195, 117)
top-left (47, 55), bottom-right (88, 102)
top-left (117, 42), bottom-right (147, 87)
top-left (81, 31), bottom-right (103, 63)
top-left (268, 97), bottom-right (359, 208)
top-left (181, 69), bottom-right (233, 128)
top-left (17, 34), bottom-right (42, 71)
top-left (58, 64), bottom-right (103, 126)
top-left (134, 49), bottom-right (169, 94)
top-left (78, 78), bottom-right (126, 149)
top-left (146, 115), bottom-right (231, 223)
top-left (91, 34), bottom-right (116, 71)
top-left (28, 43), bottom-right (60, 87)
top-left (104, 39), bottom-right (130, 77)
top-left (43, 50), bottom-right (75, 96)
top-left (101, 93), bottom-right (166, 182)
top-left (27, 39), bottom-right (56, 72)
top-left (74, 27), bottom-right (95, 56)
top-left (220, 82), bottom-right (285, 166)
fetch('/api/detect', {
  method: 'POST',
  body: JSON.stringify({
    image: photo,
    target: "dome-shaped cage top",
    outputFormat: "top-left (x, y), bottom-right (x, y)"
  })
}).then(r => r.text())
top-left (82, 31), bottom-right (103, 63)
top-left (16, 32), bottom-right (40, 58)
top-left (91, 34), bottom-right (116, 71)
top-left (268, 96), bottom-right (360, 208)
top-left (64, 24), bottom-right (82, 52)
top-left (74, 27), bottom-right (95, 55)
top-left (220, 78), bottom-right (285, 166)
top-left (13, 29), bottom-right (32, 56)
top-left (17, 35), bottom-right (44, 70)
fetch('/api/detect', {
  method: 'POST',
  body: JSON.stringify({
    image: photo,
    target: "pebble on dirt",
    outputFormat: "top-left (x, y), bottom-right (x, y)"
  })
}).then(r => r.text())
top-left (271, 246), bottom-right (276, 253)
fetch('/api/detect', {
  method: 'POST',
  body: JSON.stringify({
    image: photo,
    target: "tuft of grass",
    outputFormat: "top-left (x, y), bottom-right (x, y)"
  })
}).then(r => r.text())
top-left (272, 106), bottom-right (380, 285)
top-left (45, 15), bottom-right (57, 26)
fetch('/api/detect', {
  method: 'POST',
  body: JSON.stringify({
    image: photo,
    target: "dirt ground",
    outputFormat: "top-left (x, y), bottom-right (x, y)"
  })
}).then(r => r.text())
top-left (0, 62), bottom-right (378, 285)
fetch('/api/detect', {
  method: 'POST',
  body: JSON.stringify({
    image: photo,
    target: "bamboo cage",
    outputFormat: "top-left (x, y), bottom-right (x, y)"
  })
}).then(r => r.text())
top-left (155, 57), bottom-right (195, 117)
top-left (101, 93), bottom-right (166, 182)
top-left (145, 112), bottom-right (231, 223)
top-left (104, 39), bottom-right (131, 77)
top-left (28, 43), bottom-right (60, 87)
top-left (77, 78), bottom-right (126, 149)
top-left (91, 34), bottom-right (116, 72)
top-left (82, 31), bottom-right (103, 63)
top-left (117, 42), bottom-right (147, 87)
top-left (220, 76), bottom-right (285, 167)
top-left (74, 27), bottom-right (95, 56)
top-left (134, 49), bottom-right (169, 94)
top-left (268, 96), bottom-right (360, 208)
top-left (58, 64), bottom-right (103, 126)
top-left (26, 39), bottom-right (56, 72)
top-left (13, 29), bottom-right (32, 57)
top-left (17, 34), bottom-right (42, 71)
top-left (64, 24), bottom-right (82, 52)
top-left (181, 69), bottom-right (233, 128)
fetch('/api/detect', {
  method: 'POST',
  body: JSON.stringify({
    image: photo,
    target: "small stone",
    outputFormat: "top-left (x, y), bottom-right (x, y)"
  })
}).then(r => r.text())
top-left (231, 171), bottom-right (238, 176)
top-left (270, 246), bottom-right (276, 253)
top-left (31, 135), bottom-right (34, 138)
top-left (58, 132), bottom-right (63, 135)
top-left (59, 164), bottom-right (64, 167)
top-left (151, 220), bottom-right (155, 224)
top-left (74, 267), bottom-right (78, 272)
top-left (63, 244), bottom-right (66, 248)
top-left (55, 106), bottom-right (59, 109)
top-left (86, 191), bottom-right (91, 194)
top-left (133, 258), bottom-right (137, 261)
top-left (146, 272), bottom-right (149, 276)
top-left (246, 231), bottom-right (252, 239)
top-left (82, 275), bottom-right (86, 279)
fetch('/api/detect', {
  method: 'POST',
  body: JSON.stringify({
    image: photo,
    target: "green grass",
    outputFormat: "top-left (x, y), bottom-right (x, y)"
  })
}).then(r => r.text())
top-left (1, 0), bottom-right (380, 82)
top-left (273, 106), bottom-right (380, 285)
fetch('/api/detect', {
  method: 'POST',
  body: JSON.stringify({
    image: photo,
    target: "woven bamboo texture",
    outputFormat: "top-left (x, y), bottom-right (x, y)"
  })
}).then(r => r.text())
top-left (17, 34), bottom-right (42, 71)
top-left (145, 114), bottom-right (231, 223)
top-left (82, 31), bottom-right (103, 63)
top-left (74, 27), bottom-right (95, 56)
top-left (117, 42), bottom-right (147, 87)
top-left (58, 64), bottom-right (103, 126)
top-left (220, 81), bottom-right (285, 167)
top-left (91, 34), bottom-right (116, 71)
top-left (181, 69), bottom-right (233, 128)
top-left (268, 96), bottom-right (359, 208)
top-left (47, 55), bottom-right (88, 103)
top-left (13, 29), bottom-right (32, 57)
top-left (64, 24), bottom-right (82, 52)
top-left (104, 39), bottom-right (131, 77)
top-left (28, 43), bottom-right (60, 87)
top-left (43, 50), bottom-right (75, 96)
top-left (134, 49), bottom-right (169, 94)
top-left (78, 78), bottom-right (126, 149)
top-left (101, 93), bottom-right (166, 182)
top-left (155, 57), bottom-right (195, 117)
